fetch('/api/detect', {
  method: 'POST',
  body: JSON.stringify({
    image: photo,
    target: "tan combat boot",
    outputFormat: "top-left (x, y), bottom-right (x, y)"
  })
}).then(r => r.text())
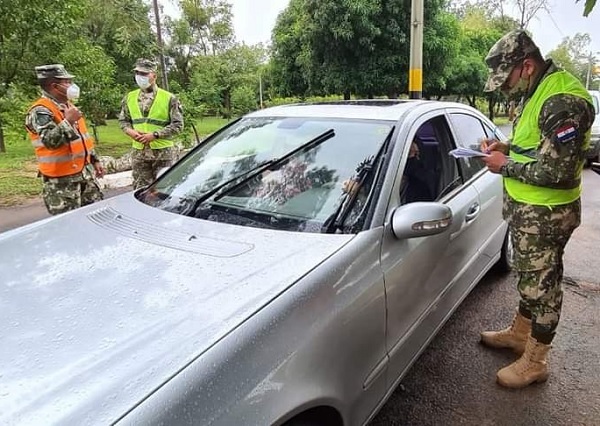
top-left (496, 336), bottom-right (551, 388)
top-left (480, 311), bottom-right (531, 355)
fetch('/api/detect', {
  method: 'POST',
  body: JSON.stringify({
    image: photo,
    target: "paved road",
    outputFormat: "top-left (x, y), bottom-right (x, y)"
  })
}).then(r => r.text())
top-left (0, 187), bottom-right (132, 233)
top-left (371, 168), bottom-right (600, 425)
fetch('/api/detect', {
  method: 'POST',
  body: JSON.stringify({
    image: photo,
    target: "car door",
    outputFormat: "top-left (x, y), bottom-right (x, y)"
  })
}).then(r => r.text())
top-left (447, 109), bottom-right (506, 269)
top-left (381, 111), bottom-right (484, 390)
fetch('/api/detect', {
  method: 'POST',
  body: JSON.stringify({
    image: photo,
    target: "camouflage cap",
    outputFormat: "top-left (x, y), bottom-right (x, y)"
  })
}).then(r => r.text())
top-left (133, 58), bottom-right (157, 73)
top-left (484, 30), bottom-right (540, 92)
top-left (35, 64), bottom-right (74, 80)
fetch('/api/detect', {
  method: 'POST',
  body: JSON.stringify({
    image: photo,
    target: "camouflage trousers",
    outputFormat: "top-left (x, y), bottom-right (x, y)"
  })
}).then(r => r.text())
top-left (42, 166), bottom-right (104, 215)
top-left (504, 195), bottom-right (581, 344)
top-left (131, 146), bottom-right (174, 190)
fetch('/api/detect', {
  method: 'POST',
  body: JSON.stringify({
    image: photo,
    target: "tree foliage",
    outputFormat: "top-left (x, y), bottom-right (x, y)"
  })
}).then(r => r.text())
top-left (271, 0), bottom-right (462, 100)
top-left (165, 0), bottom-right (235, 87)
top-left (548, 33), bottom-right (598, 87)
top-left (577, 0), bottom-right (597, 16)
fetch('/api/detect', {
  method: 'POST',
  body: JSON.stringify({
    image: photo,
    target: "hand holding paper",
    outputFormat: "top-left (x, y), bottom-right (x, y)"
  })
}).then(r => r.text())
top-left (449, 147), bottom-right (490, 158)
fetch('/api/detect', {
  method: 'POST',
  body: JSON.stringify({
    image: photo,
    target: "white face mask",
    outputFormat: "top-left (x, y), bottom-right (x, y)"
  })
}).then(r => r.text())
top-left (135, 75), bottom-right (151, 90)
top-left (66, 83), bottom-right (80, 101)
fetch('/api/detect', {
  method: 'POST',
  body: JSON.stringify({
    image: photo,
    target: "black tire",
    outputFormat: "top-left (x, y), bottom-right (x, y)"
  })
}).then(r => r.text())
top-left (284, 421), bottom-right (318, 426)
top-left (495, 228), bottom-right (513, 273)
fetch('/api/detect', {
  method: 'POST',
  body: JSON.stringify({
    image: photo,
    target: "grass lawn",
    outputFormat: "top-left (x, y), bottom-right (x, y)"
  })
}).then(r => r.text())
top-left (493, 116), bottom-right (511, 126)
top-left (0, 117), bottom-right (230, 207)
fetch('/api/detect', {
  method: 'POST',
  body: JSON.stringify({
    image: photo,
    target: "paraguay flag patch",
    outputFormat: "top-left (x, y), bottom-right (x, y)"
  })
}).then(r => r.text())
top-left (555, 125), bottom-right (578, 143)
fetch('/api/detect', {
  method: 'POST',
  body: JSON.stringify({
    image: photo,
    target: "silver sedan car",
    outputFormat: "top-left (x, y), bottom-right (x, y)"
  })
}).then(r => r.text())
top-left (0, 100), bottom-right (510, 426)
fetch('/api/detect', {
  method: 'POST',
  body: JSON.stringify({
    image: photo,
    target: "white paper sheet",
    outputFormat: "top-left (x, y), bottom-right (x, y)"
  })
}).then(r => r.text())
top-left (448, 147), bottom-right (490, 158)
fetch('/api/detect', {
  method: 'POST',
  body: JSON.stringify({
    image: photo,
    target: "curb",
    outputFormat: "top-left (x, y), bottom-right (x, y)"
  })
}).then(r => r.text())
top-left (97, 170), bottom-right (133, 190)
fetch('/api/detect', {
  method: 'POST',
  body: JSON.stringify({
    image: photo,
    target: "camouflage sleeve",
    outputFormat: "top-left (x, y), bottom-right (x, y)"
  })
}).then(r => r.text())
top-left (118, 94), bottom-right (133, 131)
top-left (25, 106), bottom-right (79, 150)
top-left (156, 95), bottom-right (184, 139)
top-left (504, 94), bottom-right (595, 188)
top-left (89, 148), bottom-right (100, 163)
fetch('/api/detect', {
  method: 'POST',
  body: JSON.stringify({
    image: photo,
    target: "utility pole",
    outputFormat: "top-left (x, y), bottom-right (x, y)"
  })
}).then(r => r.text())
top-left (259, 74), bottom-right (264, 109)
top-left (152, 0), bottom-right (169, 91)
top-left (409, 0), bottom-right (424, 99)
top-left (586, 53), bottom-right (592, 89)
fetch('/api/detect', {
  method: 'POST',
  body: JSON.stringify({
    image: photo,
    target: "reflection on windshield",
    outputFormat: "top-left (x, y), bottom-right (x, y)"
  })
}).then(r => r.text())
top-left (138, 116), bottom-right (394, 233)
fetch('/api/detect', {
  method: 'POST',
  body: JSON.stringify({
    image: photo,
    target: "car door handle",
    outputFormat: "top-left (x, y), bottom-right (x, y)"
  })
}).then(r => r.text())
top-left (465, 202), bottom-right (480, 222)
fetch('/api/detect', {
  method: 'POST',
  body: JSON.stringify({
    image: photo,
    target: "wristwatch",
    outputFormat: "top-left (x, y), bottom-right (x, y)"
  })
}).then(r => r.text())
top-left (152, 131), bottom-right (160, 139)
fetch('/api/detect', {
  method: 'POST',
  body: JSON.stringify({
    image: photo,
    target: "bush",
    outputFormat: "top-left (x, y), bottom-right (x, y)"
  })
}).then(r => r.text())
top-left (231, 85), bottom-right (258, 116)
top-left (264, 94), bottom-right (344, 107)
top-left (0, 84), bottom-right (34, 148)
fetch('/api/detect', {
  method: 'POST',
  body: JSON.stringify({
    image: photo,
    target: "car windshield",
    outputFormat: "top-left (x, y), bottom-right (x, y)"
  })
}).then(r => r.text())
top-left (138, 116), bottom-right (394, 233)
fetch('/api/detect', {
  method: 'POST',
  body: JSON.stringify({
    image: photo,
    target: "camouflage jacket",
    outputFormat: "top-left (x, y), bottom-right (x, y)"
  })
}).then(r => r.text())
top-left (25, 92), bottom-right (99, 162)
top-left (504, 60), bottom-right (595, 190)
top-left (118, 85), bottom-right (184, 139)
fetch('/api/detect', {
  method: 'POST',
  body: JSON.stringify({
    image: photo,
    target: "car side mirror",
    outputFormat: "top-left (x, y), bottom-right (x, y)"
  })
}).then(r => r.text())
top-left (390, 202), bottom-right (453, 240)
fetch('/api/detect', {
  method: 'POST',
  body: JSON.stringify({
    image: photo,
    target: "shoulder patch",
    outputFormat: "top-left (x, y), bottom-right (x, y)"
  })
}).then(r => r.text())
top-left (555, 125), bottom-right (578, 143)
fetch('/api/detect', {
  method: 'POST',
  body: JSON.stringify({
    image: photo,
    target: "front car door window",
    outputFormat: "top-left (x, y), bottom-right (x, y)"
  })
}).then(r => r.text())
top-left (448, 113), bottom-right (489, 181)
top-left (401, 116), bottom-right (461, 205)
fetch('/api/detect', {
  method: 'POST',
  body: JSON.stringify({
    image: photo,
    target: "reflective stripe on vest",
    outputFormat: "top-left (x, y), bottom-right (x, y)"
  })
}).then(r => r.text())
top-left (31, 132), bottom-right (92, 148)
top-left (126, 88), bottom-right (174, 150)
top-left (26, 98), bottom-right (95, 178)
top-left (505, 71), bottom-right (593, 206)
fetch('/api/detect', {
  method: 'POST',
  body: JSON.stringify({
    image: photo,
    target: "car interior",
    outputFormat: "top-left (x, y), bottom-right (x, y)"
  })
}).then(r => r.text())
top-left (401, 118), bottom-right (460, 205)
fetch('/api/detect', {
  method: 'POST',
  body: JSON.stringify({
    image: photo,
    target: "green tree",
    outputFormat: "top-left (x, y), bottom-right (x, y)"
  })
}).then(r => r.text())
top-left (0, 0), bottom-right (85, 152)
top-left (165, 0), bottom-right (235, 88)
top-left (188, 44), bottom-right (265, 118)
top-left (577, 0), bottom-right (597, 16)
top-left (271, 0), bottom-right (460, 99)
top-left (270, 0), bottom-right (313, 97)
top-left (82, 0), bottom-right (157, 86)
top-left (547, 33), bottom-right (595, 85)
top-left (57, 39), bottom-right (120, 125)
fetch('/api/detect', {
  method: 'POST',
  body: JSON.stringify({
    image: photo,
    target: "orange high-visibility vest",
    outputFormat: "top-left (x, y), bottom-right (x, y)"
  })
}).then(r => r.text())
top-left (26, 97), bottom-right (95, 178)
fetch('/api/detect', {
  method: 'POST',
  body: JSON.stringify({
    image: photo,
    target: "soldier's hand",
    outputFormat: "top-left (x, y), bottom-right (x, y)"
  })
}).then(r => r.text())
top-left (137, 133), bottom-right (155, 145)
top-left (481, 151), bottom-right (508, 173)
top-left (480, 138), bottom-right (509, 155)
top-left (126, 128), bottom-right (143, 140)
top-left (64, 104), bottom-right (82, 125)
top-left (93, 162), bottom-right (105, 178)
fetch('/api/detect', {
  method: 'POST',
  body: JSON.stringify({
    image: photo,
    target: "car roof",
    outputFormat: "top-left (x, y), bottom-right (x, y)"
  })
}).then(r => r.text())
top-left (247, 99), bottom-right (472, 121)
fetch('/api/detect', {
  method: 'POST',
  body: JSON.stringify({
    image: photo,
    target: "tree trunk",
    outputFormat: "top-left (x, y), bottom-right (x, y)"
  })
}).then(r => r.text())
top-left (488, 97), bottom-right (495, 121)
top-left (343, 90), bottom-right (351, 100)
top-left (223, 90), bottom-right (232, 119)
top-left (0, 117), bottom-right (6, 153)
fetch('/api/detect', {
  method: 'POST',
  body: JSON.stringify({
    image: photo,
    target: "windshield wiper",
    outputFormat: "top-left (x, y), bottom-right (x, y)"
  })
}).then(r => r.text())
top-left (321, 125), bottom-right (395, 234)
top-left (186, 128), bottom-right (336, 216)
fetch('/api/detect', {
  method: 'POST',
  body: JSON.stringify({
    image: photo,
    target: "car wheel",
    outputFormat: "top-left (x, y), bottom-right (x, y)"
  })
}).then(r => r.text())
top-left (495, 229), bottom-right (513, 273)
top-left (284, 420), bottom-right (319, 426)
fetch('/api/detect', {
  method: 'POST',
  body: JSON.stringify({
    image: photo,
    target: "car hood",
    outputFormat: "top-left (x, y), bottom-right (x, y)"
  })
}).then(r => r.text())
top-left (0, 194), bottom-right (353, 425)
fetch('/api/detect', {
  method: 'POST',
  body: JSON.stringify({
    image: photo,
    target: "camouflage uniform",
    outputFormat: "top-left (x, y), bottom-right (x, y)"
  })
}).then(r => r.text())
top-left (26, 65), bottom-right (103, 215)
top-left (118, 59), bottom-right (184, 189)
top-left (485, 31), bottom-right (596, 344)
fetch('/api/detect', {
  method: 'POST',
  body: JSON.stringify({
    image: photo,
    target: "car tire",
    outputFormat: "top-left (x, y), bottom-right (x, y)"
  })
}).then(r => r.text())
top-left (495, 229), bottom-right (513, 273)
top-left (284, 421), bottom-right (318, 426)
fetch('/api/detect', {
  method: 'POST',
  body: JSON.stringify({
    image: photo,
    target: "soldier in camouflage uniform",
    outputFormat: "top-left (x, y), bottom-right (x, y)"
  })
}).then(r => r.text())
top-left (118, 58), bottom-right (183, 189)
top-left (25, 65), bottom-right (104, 215)
top-left (479, 30), bottom-right (595, 388)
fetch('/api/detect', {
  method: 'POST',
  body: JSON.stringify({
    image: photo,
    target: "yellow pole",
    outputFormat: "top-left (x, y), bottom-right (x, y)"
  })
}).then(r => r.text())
top-left (409, 0), bottom-right (424, 99)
